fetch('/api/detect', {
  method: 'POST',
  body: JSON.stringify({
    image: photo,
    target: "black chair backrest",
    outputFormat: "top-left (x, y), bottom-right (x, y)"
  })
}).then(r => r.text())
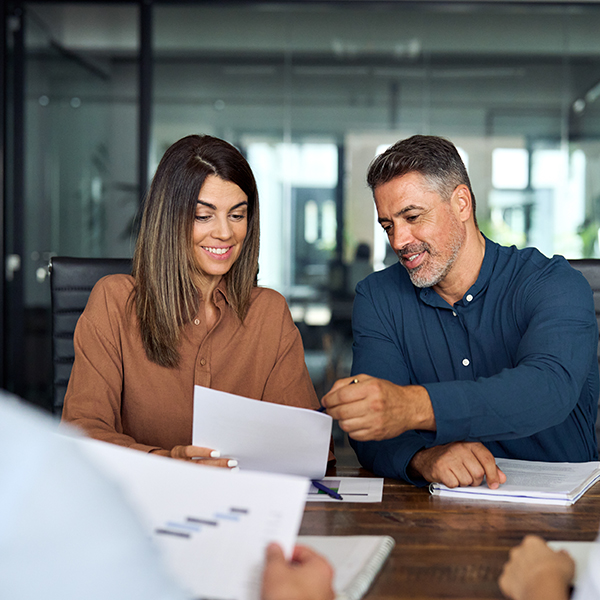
top-left (569, 259), bottom-right (600, 448)
top-left (568, 259), bottom-right (600, 363)
top-left (50, 256), bottom-right (132, 416)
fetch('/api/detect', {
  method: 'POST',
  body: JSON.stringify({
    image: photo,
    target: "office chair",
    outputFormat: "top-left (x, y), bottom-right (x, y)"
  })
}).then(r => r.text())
top-left (49, 256), bottom-right (132, 417)
top-left (569, 259), bottom-right (600, 448)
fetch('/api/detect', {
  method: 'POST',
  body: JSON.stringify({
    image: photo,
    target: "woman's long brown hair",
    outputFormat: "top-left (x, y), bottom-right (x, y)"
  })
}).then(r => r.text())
top-left (132, 135), bottom-right (260, 367)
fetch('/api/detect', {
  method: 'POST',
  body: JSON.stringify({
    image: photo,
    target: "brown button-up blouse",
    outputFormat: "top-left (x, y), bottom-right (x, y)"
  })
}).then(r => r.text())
top-left (62, 275), bottom-right (320, 454)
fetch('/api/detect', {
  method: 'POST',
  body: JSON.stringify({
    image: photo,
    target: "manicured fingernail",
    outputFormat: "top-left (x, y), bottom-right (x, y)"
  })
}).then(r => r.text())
top-left (227, 459), bottom-right (238, 468)
top-left (210, 450), bottom-right (221, 458)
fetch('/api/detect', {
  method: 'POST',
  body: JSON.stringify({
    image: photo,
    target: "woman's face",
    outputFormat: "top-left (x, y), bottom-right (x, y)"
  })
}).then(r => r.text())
top-left (193, 174), bottom-right (248, 279)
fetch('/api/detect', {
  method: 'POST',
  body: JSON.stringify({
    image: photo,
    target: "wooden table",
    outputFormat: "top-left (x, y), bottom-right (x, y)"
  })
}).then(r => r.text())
top-left (299, 465), bottom-right (600, 599)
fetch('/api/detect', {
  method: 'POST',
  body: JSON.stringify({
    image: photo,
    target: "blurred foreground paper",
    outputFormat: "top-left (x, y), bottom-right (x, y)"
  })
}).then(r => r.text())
top-left (75, 436), bottom-right (310, 600)
top-left (193, 385), bottom-right (332, 479)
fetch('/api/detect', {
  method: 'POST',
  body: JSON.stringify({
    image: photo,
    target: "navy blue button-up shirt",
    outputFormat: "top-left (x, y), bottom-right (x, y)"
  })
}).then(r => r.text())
top-left (350, 238), bottom-right (599, 485)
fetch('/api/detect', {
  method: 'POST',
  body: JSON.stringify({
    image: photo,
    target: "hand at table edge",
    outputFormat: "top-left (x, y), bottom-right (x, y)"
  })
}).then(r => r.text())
top-left (409, 442), bottom-right (507, 489)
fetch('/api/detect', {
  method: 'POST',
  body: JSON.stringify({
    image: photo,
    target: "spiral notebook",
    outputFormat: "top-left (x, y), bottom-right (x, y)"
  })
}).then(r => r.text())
top-left (298, 535), bottom-right (395, 600)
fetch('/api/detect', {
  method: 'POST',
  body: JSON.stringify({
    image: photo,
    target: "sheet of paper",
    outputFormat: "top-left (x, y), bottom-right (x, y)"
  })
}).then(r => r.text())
top-left (193, 385), bottom-right (332, 479)
top-left (547, 541), bottom-right (597, 584)
top-left (72, 436), bottom-right (310, 600)
top-left (306, 477), bottom-right (384, 503)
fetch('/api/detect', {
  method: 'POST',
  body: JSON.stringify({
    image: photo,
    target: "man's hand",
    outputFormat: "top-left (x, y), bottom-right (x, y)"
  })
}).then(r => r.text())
top-left (321, 375), bottom-right (435, 441)
top-left (409, 442), bottom-right (507, 489)
top-left (498, 535), bottom-right (574, 600)
top-left (261, 543), bottom-right (334, 600)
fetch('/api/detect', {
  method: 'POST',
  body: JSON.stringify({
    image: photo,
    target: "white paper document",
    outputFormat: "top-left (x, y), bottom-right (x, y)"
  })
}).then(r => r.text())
top-left (193, 385), bottom-right (332, 479)
top-left (430, 458), bottom-right (600, 505)
top-left (547, 541), bottom-right (597, 584)
top-left (307, 477), bottom-right (384, 503)
top-left (73, 436), bottom-right (310, 600)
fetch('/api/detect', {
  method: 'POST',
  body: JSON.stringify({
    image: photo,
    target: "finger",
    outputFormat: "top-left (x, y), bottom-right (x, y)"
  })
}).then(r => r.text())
top-left (191, 457), bottom-right (239, 469)
top-left (522, 534), bottom-right (545, 548)
top-left (265, 543), bottom-right (286, 564)
top-left (338, 414), bottom-right (373, 436)
top-left (172, 445), bottom-right (220, 459)
top-left (323, 376), bottom-right (370, 409)
top-left (437, 469), bottom-right (460, 488)
top-left (291, 545), bottom-right (320, 564)
top-left (471, 447), bottom-right (503, 489)
top-left (448, 464), bottom-right (476, 488)
top-left (497, 467), bottom-right (507, 485)
top-left (346, 427), bottom-right (376, 442)
top-left (328, 396), bottom-right (371, 422)
top-left (322, 376), bottom-right (357, 404)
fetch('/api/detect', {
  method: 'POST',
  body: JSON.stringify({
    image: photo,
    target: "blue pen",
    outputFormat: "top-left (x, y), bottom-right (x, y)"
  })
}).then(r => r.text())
top-left (311, 480), bottom-right (343, 500)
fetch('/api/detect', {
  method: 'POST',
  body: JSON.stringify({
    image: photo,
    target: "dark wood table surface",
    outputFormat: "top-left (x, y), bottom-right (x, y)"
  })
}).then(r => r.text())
top-left (299, 465), bottom-right (600, 599)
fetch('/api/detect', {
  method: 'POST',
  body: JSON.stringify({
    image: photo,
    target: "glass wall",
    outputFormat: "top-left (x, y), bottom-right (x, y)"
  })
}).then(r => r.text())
top-left (4, 2), bottom-right (139, 405)
top-left (5, 0), bottom-right (600, 408)
top-left (152, 1), bottom-right (600, 394)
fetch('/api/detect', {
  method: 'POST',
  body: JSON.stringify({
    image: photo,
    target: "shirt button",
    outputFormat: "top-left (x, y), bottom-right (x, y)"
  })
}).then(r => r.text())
top-left (194, 319), bottom-right (200, 325)
top-left (452, 311), bottom-right (457, 317)
top-left (462, 358), bottom-right (470, 367)
top-left (466, 294), bottom-right (473, 302)
top-left (200, 358), bottom-right (206, 366)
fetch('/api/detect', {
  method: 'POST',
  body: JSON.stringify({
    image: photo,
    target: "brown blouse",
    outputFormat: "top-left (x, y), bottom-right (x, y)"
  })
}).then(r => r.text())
top-left (62, 275), bottom-right (320, 454)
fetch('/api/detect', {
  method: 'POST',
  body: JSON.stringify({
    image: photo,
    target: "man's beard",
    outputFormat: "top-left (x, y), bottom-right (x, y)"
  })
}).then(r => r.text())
top-left (398, 222), bottom-right (465, 288)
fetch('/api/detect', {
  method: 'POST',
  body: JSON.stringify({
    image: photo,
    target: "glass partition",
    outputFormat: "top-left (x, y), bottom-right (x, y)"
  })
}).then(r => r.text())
top-left (6, 2), bottom-right (138, 405)
top-left (6, 0), bottom-right (600, 409)
top-left (152, 1), bottom-right (600, 399)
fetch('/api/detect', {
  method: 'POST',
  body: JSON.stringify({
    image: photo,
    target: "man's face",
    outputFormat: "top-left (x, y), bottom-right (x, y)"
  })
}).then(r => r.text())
top-left (374, 171), bottom-right (466, 288)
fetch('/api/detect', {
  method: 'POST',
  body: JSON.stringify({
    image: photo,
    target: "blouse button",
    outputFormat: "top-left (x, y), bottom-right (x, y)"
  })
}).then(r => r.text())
top-left (200, 358), bottom-right (206, 366)
top-left (462, 358), bottom-right (470, 367)
top-left (194, 319), bottom-right (200, 325)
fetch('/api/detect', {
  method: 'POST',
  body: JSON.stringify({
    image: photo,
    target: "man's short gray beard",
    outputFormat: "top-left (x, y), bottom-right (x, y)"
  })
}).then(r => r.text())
top-left (408, 251), bottom-right (457, 288)
top-left (400, 224), bottom-right (465, 289)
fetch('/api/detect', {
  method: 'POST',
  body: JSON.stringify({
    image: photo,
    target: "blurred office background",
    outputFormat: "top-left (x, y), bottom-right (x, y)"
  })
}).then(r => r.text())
top-left (3, 0), bottom-right (600, 414)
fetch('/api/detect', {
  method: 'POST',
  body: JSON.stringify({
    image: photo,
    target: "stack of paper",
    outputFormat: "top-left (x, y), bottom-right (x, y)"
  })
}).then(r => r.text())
top-left (430, 458), bottom-right (600, 505)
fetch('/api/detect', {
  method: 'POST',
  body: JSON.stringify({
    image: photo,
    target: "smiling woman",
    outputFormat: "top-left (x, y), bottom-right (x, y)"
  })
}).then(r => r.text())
top-left (61, 135), bottom-right (322, 466)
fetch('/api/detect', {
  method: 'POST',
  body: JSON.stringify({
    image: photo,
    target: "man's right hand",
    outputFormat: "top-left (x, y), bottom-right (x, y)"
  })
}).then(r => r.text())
top-left (409, 442), bottom-right (506, 489)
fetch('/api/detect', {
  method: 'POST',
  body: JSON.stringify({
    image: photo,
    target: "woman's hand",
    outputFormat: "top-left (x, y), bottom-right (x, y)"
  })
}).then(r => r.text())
top-left (262, 543), bottom-right (334, 600)
top-left (169, 445), bottom-right (238, 468)
top-left (498, 535), bottom-right (575, 600)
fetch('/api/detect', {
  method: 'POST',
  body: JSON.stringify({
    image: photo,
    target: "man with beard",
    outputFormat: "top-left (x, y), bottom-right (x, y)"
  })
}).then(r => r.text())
top-left (322, 135), bottom-right (599, 488)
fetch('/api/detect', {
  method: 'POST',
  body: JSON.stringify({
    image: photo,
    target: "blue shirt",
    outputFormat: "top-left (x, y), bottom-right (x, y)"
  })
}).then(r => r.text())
top-left (350, 238), bottom-right (599, 485)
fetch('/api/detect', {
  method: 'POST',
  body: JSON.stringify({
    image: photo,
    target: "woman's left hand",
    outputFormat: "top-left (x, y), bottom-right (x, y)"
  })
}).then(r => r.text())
top-left (170, 444), bottom-right (238, 468)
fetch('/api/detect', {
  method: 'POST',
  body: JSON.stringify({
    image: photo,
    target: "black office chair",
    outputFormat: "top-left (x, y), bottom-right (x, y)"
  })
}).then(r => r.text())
top-left (569, 259), bottom-right (600, 448)
top-left (49, 256), bottom-right (132, 417)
